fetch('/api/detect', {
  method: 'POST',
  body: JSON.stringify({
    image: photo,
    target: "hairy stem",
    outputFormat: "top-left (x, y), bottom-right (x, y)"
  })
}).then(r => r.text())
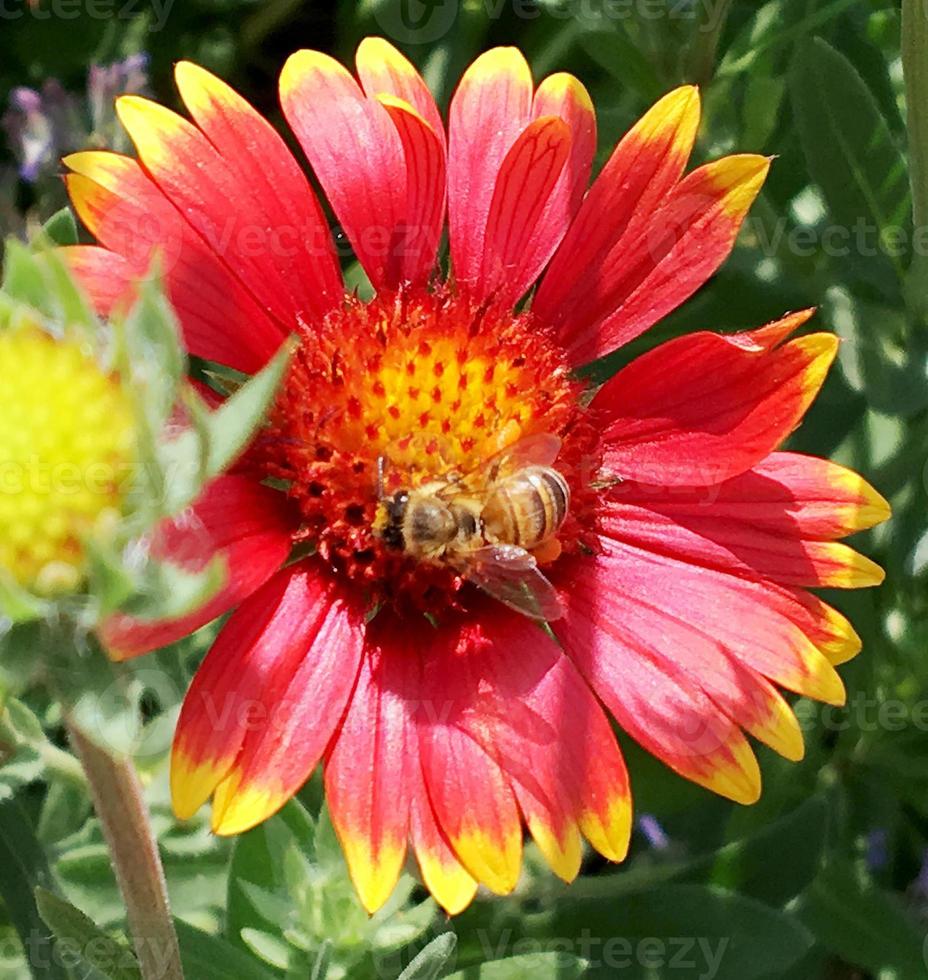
top-left (66, 722), bottom-right (183, 980)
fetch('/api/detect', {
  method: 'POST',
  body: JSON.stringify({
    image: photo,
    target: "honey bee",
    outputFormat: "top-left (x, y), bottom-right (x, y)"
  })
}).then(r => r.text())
top-left (373, 434), bottom-right (570, 621)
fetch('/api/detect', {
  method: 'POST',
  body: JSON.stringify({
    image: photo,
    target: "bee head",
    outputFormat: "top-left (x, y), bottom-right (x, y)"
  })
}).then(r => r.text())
top-left (373, 491), bottom-right (409, 550)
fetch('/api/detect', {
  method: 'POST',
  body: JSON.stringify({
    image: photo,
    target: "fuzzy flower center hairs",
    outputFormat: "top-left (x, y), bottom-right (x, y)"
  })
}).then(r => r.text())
top-left (58, 37), bottom-right (889, 915)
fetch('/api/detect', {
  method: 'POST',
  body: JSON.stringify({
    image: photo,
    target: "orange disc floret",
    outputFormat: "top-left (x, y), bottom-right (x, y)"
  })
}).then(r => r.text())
top-left (246, 286), bottom-right (594, 615)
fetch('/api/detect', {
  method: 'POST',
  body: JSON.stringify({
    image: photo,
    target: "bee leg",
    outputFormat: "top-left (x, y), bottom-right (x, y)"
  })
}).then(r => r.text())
top-left (531, 537), bottom-right (562, 565)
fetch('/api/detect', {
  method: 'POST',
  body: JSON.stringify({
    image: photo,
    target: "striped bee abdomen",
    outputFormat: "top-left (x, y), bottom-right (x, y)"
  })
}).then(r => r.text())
top-left (481, 465), bottom-right (570, 550)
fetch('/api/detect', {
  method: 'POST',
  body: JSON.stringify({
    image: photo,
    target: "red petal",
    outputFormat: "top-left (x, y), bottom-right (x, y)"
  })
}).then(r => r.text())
top-left (589, 508), bottom-right (848, 707)
top-left (172, 564), bottom-right (362, 829)
top-left (356, 37), bottom-right (445, 144)
top-left (576, 154), bottom-right (770, 358)
top-left (174, 62), bottom-right (343, 322)
top-left (377, 94), bottom-right (446, 285)
top-left (479, 115), bottom-right (571, 306)
top-left (58, 246), bottom-right (135, 317)
top-left (457, 607), bottom-right (632, 869)
top-left (604, 502), bottom-right (884, 589)
top-left (787, 590), bottom-right (862, 666)
top-left (418, 719), bottom-right (522, 895)
top-left (280, 50), bottom-right (408, 290)
top-left (534, 86), bottom-right (699, 353)
top-left (324, 637), bottom-right (419, 914)
top-left (115, 96), bottom-right (323, 332)
top-left (101, 476), bottom-right (294, 660)
top-left (532, 72), bottom-right (596, 217)
top-left (64, 152), bottom-right (285, 372)
top-left (596, 311), bottom-right (837, 486)
top-left (448, 48), bottom-right (533, 293)
top-left (557, 553), bottom-right (764, 803)
top-left (413, 609), bottom-right (630, 885)
top-left (616, 451), bottom-right (891, 540)
top-left (411, 782), bottom-right (479, 915)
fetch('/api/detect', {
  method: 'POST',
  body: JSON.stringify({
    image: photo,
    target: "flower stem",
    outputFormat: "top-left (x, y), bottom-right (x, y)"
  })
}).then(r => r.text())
top-left (903, 0), bottom-right (928, 231)
top-left (686, 0), bottom-right (734, 86)
top-left (902, 0), bottom-right (928, 323)
top-left (65, 721), bottom-right (184, 980)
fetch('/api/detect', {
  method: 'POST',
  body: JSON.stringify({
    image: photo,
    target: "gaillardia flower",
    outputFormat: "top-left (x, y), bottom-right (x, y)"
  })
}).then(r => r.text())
top-left (61, 39), bottom-right (889, 914)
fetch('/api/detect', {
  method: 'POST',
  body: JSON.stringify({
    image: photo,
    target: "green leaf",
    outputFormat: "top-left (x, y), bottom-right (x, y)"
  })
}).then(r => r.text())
top-left (445, 952), bottom-right (587, 980)
top-left (790, 36), bottom-right (911, 300)
top-left (457, 885), bottom-right (813, 980)
top-left (0, 699), bottom-right (46, 803)
top-left (119, 554), bottom-right (225, 625)
top-left (0, 570), bottom-right (46, 624)
top-left (578, 29), bottom-right (664, 103)
top-left (551, 796), bottom-right (827, 910)
top-left (797, 861), bottom-right (926, 977)
top-left (741, 74), bottom-right (786, 152)
top-left (37, 780), bottom-right (93, 846)
top-left (717, 0), bottom-right (862, 80)
top-left (0, 798), bottom-right (70, 980)
top-left (397, 932), bottom-right (456, 980)
top-left (828, 288), bottom-right (928, 416)
top-left (174, 920), bottom-right (280, 980)
top-left (227, 799), bottom-right (314, 953)
top-left (0, 737), bottom-right (45, 803)
top-left (40, 209), bottom-right (79, 248)
top-left (309, 940), bottom-right (331, 980)
top-left (43, 252), bottom-right (100, 339)
top-left (83, 536), bottom-right (139, 618)
top-left (241, 928), bottom-right (290, 970)
top-left (1, 240), bottom-right (49, 315)
top-left (35, 888), bottom-right (140, 980)
top-left (0, 623), bottom-right (42, 695)
top-left (158, 341), bottom-right (292, 516)
top-left (706, 796), bottom-right (829, 906)
top-left (121, 271), bottom-right (186, 434)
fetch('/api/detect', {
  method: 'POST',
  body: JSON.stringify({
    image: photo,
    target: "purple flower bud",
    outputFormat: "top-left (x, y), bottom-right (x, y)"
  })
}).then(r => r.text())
top-left (2, 54), bottom-right (149, 185)
top-left (637, 813), bottom-right (670, 851)
top-left (88, 53), bottom-right (150, 142)
top-left (2, 85), bottom-right (56, 183)
top-left (10, 87), bottom-right (42, 115)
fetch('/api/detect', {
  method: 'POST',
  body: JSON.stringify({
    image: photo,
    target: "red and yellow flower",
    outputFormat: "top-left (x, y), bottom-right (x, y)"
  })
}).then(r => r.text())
top-left (61, 38), bottom-right (889, 914)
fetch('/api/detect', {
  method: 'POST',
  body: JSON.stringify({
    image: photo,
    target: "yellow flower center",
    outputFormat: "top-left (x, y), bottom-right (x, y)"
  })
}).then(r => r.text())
top-left (0, 328), bottom-right (136, 594)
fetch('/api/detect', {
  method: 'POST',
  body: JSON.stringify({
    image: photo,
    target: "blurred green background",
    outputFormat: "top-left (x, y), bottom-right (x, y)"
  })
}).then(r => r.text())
top-left (1, 0), bottom-right (927, 977)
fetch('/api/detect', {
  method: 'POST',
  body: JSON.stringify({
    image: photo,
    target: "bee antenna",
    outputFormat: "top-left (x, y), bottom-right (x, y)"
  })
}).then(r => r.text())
top-left (377, 455), bottom-right (387, 500)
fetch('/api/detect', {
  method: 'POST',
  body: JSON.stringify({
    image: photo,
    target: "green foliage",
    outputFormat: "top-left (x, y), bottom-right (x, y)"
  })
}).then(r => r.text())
top-left (791, 35), bottom-right (911, 300)
top-left (35, 888), bottom-right (140, 980)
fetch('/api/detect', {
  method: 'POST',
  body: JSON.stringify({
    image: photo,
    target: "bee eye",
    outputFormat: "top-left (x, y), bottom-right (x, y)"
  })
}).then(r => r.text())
top-left (387, 493), bottom-right (409, 521)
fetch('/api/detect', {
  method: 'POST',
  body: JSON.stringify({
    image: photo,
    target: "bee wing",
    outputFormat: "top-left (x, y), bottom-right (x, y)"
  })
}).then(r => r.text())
top-left (479, 432), bottom-right (563, 483)
top-left (461, 544), bottom-right (565, 622)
